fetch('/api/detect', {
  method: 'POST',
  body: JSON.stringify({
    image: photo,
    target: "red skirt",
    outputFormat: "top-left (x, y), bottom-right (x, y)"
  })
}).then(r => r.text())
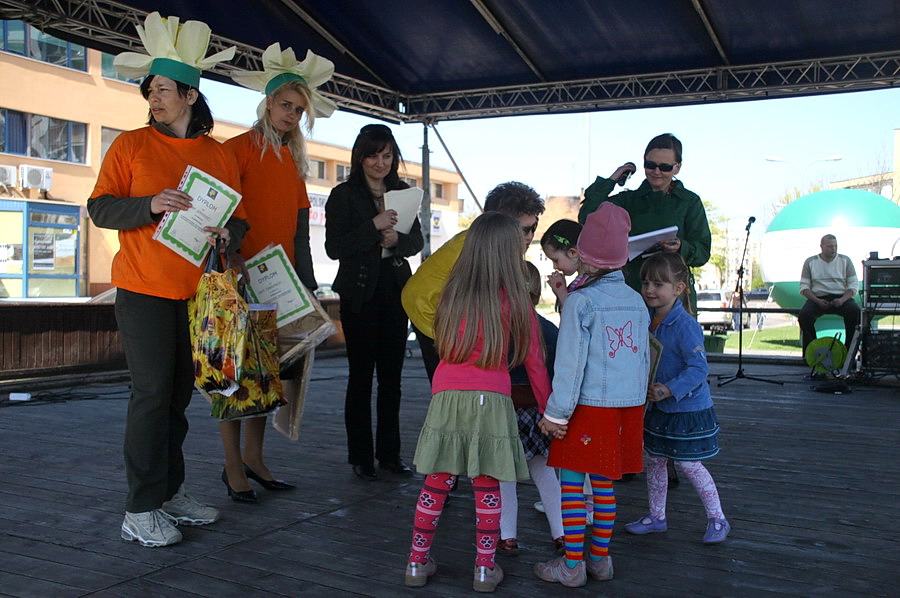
top-left (547, 404), bottom-right (644, 479)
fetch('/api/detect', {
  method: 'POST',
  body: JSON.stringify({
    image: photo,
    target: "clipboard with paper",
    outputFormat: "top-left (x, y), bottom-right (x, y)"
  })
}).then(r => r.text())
top-left (381, 187), bottom-right (424, 257)
top-left (628, 225), bottom-right (679, 261)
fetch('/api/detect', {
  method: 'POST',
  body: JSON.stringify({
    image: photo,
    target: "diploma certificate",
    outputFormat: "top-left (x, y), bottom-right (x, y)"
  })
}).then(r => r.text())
top-left (153, 165), bottom-right (242, 266)
top-left (244, 244), bottom-right (315, 327)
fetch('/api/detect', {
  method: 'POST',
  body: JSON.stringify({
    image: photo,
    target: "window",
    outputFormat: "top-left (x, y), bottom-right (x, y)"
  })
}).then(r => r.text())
top-left (101, 127), bottom-right (124, 161)
top-left (1, 20), bottom-right (87, 71)
top-left (401, 176), bottom-right (418, 188)
top-left (336, 163), bottom-right (351, 182)
top-left (0, 108), bottom-right (87, 164)
top-left (101, 52), bottom-right (140, 83)
top-left (307, 159), bottom-right (326, 180)
top-left (431, 182), bottom-right (444, 199)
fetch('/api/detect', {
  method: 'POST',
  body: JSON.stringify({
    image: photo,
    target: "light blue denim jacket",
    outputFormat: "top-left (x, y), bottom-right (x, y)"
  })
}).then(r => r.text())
top-left (650, 300), bottom-right (713, 413)
top-left (545, 271), bottom-right (650, 423)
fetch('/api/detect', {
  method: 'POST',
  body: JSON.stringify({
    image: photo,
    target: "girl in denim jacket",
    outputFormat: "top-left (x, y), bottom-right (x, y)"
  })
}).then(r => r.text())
top-left (535, 203), bottom-right (650, 588)
top-left (625, 252), bottom-right (730, 544)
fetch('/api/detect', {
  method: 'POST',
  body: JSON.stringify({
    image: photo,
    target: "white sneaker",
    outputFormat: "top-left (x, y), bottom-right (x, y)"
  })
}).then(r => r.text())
top-left (534, 501), bottom-right (545, 513)
top-left (161, 486), bottom-right (220, 526)
top-left (121, 510), bottom-right (182, 547)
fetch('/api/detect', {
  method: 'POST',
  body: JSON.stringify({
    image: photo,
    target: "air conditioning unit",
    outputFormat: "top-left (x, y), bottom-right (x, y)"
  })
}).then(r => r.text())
top-left (19, 165), bottom-right (53, 190)
top-left (0, 165), bottom-right (16, 187)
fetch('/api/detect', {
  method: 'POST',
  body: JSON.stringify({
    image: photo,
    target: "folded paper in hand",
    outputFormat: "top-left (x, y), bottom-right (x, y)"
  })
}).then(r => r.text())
top-left (628, 226), bottom-right (679, 261)
top-left (382, 187), bottom-right (424, 257)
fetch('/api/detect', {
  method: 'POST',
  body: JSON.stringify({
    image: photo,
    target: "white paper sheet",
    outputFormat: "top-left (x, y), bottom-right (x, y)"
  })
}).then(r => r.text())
top-left (628, 225), bottom-right (679, 261)
top-left (382, 187), bottom-right (424, 257)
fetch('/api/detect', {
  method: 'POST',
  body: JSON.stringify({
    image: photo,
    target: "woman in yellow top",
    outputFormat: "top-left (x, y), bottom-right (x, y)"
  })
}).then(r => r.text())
top-left (221, 44), bottom-right (336, 502)
top-left (88, 13), bottom-right (243, 547)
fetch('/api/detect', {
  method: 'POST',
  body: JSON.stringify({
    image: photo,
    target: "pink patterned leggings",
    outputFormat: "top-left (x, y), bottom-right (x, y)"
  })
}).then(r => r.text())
top-left (408, 473), bottom-right (501, 568)
top-left (645, 453), bottom-right (724, 520)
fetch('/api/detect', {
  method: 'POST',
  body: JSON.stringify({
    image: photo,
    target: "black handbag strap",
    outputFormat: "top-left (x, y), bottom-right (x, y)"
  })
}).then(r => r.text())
top-left (203, 237), bottom-right (228, 273)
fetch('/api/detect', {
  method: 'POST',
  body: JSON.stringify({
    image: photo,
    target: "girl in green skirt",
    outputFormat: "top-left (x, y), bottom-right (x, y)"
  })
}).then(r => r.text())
top-left (403, 211), bottom-right (556, 593)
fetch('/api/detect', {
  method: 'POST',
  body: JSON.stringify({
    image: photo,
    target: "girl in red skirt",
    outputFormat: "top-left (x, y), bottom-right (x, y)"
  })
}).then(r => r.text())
top-left (535, 202), bottom-right (650, 588)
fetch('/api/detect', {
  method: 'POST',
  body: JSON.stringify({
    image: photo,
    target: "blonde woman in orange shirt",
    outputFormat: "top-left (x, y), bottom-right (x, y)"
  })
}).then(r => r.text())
top-left (221, 44), bottom-right (336, 502)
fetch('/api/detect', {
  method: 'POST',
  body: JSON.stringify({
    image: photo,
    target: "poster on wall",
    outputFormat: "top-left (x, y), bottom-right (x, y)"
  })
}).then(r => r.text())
top-left (308, 193), bottom-right (327, 227)
top-left (32, 233), bottom-right (55, 270)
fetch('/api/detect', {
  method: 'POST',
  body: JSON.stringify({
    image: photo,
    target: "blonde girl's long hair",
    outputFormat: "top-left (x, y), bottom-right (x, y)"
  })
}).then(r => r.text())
top-left (435, 212), bottom-right (536, 369)
top-left (252, 80), bottom-right (315, 175)
top-left (640, 252), bottom-right (694, 315)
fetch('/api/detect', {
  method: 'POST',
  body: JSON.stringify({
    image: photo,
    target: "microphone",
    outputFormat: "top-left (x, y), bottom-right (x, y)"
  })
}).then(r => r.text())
top-left (746, 216), bottom-right (756, 231)
top-left (615, 162), bottom-right (637, 186)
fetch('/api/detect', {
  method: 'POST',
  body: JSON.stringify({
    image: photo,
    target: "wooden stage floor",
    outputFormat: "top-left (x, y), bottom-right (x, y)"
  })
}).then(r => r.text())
top-left (0, 355), bottom-right (897, 597)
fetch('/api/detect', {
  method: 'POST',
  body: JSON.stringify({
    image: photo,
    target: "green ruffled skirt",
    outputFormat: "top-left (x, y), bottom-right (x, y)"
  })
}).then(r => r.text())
top-left (413, 390), bottom-right (529, 482)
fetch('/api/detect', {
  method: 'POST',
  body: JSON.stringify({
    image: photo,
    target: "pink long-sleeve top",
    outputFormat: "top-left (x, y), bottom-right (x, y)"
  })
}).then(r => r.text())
top-left (431, 308), bottom-right (551, 412)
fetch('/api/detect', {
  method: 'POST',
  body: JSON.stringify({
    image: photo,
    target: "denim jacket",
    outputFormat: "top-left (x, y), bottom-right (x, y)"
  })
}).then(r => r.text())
top-left (651, 300), bottom-right (712, 413)
top-left (544, 271), bottom-right (650, 423)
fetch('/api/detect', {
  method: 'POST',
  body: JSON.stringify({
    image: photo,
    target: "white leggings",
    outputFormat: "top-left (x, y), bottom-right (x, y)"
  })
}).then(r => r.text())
top-left (499, 454), bottom-right (564, 540)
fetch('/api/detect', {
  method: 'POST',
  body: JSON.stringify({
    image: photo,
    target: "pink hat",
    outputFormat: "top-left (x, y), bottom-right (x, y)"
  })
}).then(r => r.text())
top-left (577, 202), bottom-right (631, 269)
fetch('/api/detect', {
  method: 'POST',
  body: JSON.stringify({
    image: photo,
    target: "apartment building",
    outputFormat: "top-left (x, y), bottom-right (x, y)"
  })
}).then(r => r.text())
top-left (0, 20), bottom-right (462, 298)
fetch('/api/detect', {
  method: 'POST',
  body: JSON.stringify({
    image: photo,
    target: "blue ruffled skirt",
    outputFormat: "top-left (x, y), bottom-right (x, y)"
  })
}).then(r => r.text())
top-left (643, 404), bottom-right (720, 461)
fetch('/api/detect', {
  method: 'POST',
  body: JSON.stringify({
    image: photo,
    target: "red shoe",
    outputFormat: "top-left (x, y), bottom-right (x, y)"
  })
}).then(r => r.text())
top-left (497, 537), bottom-right (519, 556)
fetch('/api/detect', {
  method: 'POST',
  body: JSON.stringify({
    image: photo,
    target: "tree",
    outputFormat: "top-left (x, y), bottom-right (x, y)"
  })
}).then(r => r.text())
top-left (768, 179), bottom-right (826, 220)
top-left (702, 199), bottom-right (728, 287)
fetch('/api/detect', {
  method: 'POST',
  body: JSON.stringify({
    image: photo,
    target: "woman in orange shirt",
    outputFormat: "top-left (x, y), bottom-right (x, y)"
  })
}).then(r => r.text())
top-left (222, 44), bottom-right (336, 501)
top-left (88, 13), bottom-right (243, 547)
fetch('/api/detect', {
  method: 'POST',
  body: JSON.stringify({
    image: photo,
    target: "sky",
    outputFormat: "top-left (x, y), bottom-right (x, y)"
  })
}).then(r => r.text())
top-left (201, 79), bottom-right (900, 237)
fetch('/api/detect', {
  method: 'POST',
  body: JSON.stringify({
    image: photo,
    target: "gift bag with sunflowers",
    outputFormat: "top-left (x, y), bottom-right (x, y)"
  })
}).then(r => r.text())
top-left (209, 304), bottom-right (286, 420)
top-left (189, 249), bottom-right (249, 397)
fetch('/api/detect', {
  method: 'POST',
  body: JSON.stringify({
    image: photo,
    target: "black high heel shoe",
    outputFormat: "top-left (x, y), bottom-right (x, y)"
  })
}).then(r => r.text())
top-left (243, 464), bottom-right (296, 491)
top-left (222, 468), bottom-right (258, 503)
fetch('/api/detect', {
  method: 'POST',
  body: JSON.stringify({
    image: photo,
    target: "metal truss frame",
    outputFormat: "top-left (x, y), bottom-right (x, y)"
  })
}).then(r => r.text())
top-left (3, 0), bottom-right (899, 124)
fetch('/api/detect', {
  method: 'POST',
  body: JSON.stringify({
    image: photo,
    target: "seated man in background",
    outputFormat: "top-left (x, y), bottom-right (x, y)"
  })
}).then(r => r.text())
top-left (798, 234), bottom-right (860, 355)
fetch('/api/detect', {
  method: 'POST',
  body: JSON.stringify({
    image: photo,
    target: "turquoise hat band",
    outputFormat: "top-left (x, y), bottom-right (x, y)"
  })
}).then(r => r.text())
top-left (265, 72), bottom-right (307, 96)
top-left (149, 57), bottom-right (201, 88)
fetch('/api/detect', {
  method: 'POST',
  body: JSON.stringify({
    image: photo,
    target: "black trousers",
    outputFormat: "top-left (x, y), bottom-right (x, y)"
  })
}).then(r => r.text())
top-left (115, 289), bottom-right (194, 512)
top-left (412, 323), bottom-right (440, 383)
top-left (340, 266), bottom-right (409, 466)
top-left (798, 295), bottom-right (860, 353)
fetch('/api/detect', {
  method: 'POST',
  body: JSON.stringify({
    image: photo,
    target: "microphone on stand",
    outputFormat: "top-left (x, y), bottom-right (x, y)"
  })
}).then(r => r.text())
top-left (745, 216), bottom-right (756, 232)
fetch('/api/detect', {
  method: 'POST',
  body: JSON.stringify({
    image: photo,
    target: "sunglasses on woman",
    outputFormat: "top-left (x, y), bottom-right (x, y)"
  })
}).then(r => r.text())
top-left (644, 160), bottom-right (677, 172)
top-left (521, 222), bottom-right (538, 234)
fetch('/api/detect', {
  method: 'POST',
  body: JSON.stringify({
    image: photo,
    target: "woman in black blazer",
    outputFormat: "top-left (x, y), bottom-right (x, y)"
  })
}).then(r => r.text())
top-left (325, 124), bottom-right (424, 480)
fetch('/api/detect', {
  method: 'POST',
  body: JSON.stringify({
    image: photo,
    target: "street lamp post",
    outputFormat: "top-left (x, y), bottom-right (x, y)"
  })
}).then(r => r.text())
top-left (764, 154), bottom-right (844, 180)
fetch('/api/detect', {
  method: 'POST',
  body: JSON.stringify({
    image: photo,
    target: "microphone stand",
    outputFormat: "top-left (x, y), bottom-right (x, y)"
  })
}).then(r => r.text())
top-left (718, 217), bottom-right (783, 387)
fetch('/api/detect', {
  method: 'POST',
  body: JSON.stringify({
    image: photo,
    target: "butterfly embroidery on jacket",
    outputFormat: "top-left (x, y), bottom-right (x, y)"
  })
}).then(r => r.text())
top-left (606, 321), bottom-right (638, 358)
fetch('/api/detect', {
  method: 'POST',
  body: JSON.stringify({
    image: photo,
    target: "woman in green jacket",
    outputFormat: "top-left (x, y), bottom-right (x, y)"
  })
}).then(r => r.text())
top-left (579, 133), bottom-right (711, 313)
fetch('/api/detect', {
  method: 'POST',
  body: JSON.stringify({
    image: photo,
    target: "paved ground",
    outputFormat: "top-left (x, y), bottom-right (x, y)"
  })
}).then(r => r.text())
top-left (0, 353), bottom-right (898, 597)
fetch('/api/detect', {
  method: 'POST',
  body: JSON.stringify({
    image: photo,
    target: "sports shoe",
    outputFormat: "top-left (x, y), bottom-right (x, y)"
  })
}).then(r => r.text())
top-left (533, 556), bottom-right (587, 587)
top-left (497, 537), bottom-right (520, 556)
top-left (404, 557), bottom-right (437, 587)
top-left (121, 510), bottom-right (182, 547)
top-left (161, 486), bottom-right (220, 526)
top-left (624, 514), bottom-right (668, 535)
top-left (533, 500), bottom-right (545, 513)
top-left (703, 517), bottom-right (731, 544)
top-left (473, 563), bottom-right (504, 593)
top-left (586, 555), bottom-right (614, 581)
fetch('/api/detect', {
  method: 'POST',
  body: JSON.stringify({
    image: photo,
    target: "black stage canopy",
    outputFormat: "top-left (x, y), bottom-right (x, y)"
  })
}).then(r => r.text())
top-left (3, 0), bottom-right (900, 122)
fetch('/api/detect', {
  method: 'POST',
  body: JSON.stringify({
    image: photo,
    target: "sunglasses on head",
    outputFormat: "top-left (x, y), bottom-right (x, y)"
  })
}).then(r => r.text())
top-left (644, 160), bottom-right (677, 172)
top-left (360, 124), bottom-right (392, 135)
top-left (521, 222), bottom-right (538, 234)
